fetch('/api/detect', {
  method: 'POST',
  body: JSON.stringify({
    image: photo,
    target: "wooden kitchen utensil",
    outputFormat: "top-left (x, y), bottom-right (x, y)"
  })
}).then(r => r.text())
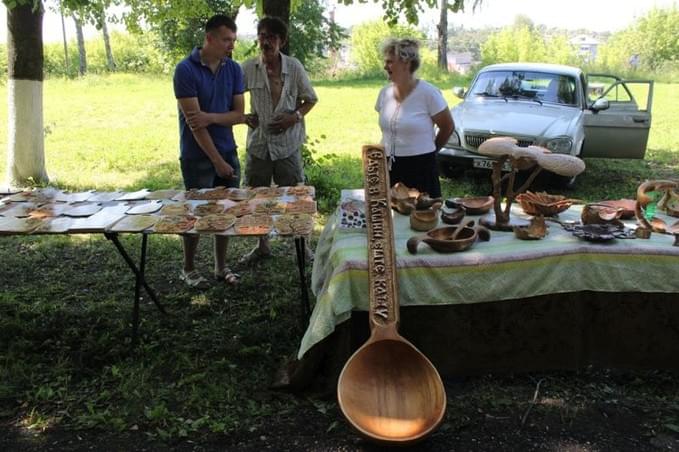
top-left (337, 145), bottom-right (446, 445)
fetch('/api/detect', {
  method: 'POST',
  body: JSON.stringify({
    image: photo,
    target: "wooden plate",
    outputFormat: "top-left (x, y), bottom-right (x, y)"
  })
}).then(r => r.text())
top-left (160, 202), bottom-right (192, 216)
top-left (153, 215), bottom-right (197, 234)
top-left (285, 199), bottom-right (317, 214)
top-left (185, 187), bottom-right (230, 200)
top-left (234, 214), bottom-right (273, 235)
top-left (285, 185), bottom-right (315, 197)
top-left (126, 201), bottom-right (162, 215)
top-left (145, 189), bottom-right (180, 200)
top-left (109, 214), bottom-right (159, 233)
top-left (0, 216), bottom-right (44, 234)
top-left (63, 203), bottom-right (103, 217)
top-left (254, 200), bottom-right (286, 215)
top-left (274, 213), bottom-right (314, 236)
top-left (194, 214), bottom-right (236, 232)
top-left (253, 186), bottom-right (285, 198)
top-left (193, 202), bottom-right (226, 216)
top-left (227, 188), bottom-right (253, 201)
top-left (226, 202), bottom-right (253, 217)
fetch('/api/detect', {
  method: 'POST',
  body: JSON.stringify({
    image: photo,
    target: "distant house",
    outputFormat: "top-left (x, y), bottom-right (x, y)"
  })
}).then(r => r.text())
top-left (447, 51), bottom-right (475, 74)
top-left (569, 35), bottom-right (600, 63)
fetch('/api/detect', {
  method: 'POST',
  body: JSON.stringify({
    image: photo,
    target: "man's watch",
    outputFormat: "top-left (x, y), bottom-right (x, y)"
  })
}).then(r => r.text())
top-left (294, 110), bottom-right (302, 122)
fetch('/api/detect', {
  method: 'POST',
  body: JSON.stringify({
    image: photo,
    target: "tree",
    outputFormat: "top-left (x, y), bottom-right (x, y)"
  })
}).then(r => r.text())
top-left (437, 0), bottom-right (448, 71)
top-left (4, 0), bottom-right (49, 186)
top-left (73, 11), bottom-right (87, 75)
top-left (350, 20), bottom-right (423, 76)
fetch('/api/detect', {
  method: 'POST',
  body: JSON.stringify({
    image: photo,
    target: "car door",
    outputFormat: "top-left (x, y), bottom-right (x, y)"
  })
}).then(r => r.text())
top-left (581, 74), bottom-right (653, 159)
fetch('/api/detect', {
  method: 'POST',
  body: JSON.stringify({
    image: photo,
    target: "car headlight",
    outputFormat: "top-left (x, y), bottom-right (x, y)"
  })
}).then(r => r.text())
top-left (447, 130), bottom-right (461, 147)
top-left (545, 137), bottom-right (573, 153)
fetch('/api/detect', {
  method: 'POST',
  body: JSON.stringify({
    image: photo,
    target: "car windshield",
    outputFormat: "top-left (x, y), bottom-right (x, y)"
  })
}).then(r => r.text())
top-left (469, 70), bottom-right (578, 106)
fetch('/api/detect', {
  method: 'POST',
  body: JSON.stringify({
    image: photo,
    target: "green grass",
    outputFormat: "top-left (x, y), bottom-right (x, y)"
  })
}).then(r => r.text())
top-left (1, 74), bottom-right (677, 206)
top-left (1, 74), bottom-right (679, 445)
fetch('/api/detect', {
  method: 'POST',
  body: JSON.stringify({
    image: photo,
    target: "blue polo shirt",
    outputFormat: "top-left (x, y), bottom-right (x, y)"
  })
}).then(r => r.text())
top-left (173, 47), bottom-right (245, 161)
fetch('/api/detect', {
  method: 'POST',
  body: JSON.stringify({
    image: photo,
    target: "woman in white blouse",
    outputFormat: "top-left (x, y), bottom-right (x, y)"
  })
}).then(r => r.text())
top-left (375, 38), bottom-right (454, 198)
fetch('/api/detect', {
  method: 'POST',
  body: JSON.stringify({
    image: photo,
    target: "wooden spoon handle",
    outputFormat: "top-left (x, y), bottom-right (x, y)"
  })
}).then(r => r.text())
top-left (452, 219), bottom-right (475, 240)
top-left (363, 145), bottom-right (399, 329)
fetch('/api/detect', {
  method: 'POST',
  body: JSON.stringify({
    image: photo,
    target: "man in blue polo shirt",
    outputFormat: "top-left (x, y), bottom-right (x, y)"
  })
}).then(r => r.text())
top-left (173, 14), bottom-right (245, 287)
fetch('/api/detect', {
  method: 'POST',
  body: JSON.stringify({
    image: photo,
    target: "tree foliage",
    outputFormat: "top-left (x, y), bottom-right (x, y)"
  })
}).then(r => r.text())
top-left (288, 0), bottom-right (346, 67)
top-left (597, 6), bottom-right (679, 71)
top-left (338, 0), bottom-right (479, 26)
top-left (350, 20), bottom-right (423, 76)
top-left (480, 23), bottom-right (580, 66)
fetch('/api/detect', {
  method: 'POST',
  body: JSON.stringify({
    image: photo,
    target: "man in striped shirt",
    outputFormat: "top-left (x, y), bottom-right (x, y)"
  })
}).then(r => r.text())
top-left (241, 16), bottom-right (318, 263)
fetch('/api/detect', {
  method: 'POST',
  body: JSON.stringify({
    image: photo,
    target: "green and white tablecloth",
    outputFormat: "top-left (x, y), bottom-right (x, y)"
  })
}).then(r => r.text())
top-left (299, 189), bottom-right (679, 358)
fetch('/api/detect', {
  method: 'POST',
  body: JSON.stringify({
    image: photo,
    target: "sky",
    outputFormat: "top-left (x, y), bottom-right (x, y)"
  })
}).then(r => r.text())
top-left (0, 0), bottom-right (677, 44)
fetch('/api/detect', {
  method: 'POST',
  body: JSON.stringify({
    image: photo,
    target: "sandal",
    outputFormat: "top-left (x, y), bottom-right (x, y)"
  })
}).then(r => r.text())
top-left (180, 270), bottom-right (209, 288)
top-left (215, 268), bottom-right (240, 285)
top-left (238, 246), bottom-right (272, 266)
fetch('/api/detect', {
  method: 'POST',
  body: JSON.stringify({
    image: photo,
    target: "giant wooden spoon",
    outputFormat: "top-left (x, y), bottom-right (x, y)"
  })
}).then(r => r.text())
top-left (337, 145), bottom-right (446, 445)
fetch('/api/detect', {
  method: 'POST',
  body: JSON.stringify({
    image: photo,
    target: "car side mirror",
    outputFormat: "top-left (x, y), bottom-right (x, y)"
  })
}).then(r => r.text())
top-left (591, 98), bottom-right (610, 112)
top-left (452, 87), bottom-right (466, 99)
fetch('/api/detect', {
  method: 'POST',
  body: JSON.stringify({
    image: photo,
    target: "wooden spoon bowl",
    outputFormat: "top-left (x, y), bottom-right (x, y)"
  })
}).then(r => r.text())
top-left (338, 331), bottom-right (446, 444)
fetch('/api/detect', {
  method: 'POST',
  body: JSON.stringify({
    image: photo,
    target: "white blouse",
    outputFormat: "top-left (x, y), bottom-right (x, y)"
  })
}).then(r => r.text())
top-left (375, 80), bottom-right (448, 158)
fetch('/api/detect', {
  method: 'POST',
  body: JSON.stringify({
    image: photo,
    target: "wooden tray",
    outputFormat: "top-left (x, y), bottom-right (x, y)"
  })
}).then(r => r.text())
top-left (67, 205), bottom-right (128, 233)
top-left (285, 185), bottom-right (315, 197)
top-left (55, 191), bottom-right (94, 203)
top-left (35, 217), bottom-right (74, 234)
top-left (159, 202), bottom-right (192, 216)
top-left (226, 202), bottom-right (253, 217)
top-left (285, 199), bottom-right (317, 214)
top-left (87, 191), bottom-right (124, 203)
top-left (184, 187), bottom-right (231, 200)
top-left (253, 186), bottom-right (286, 198)
top-left (254, 200), bottom-right (286, 215)
top-left (115, 189), bottom-right (151, 201)
top-left (193, 201), bottom-right (226, 216)
top-left (145, 189), bottom-right (180, 200)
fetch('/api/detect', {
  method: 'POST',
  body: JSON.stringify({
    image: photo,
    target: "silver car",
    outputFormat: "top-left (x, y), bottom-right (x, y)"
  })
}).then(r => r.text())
top-left (437, 62), bottom-right (654, 187)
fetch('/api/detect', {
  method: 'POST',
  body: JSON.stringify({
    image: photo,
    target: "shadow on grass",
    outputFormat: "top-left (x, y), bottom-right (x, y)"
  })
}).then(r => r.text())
top-left (0, 230), bottom-right (317, 441)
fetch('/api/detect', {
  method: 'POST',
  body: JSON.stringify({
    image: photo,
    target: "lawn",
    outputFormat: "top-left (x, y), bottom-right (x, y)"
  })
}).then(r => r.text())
top-left (1, 75), bottom-right (679, 449)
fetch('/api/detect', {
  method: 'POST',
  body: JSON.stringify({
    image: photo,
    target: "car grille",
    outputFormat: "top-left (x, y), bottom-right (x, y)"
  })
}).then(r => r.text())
top-left (465, 135), bottom-right (534, 150)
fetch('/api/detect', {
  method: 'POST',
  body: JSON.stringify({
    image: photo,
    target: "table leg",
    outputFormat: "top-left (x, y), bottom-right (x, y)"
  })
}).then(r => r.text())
top-left (294, 236), bottom-right (311, 323)
top-left (104, 232), bottom-right (166, 345)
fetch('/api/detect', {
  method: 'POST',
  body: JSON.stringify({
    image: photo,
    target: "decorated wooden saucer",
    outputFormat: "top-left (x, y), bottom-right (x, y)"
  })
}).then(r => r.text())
top-left (193, 201), bottom-right (226, 216)
top-left (153, 215), bottom-right (197, 234)
top-left (285, 199), bottom-right (317, 214)
top-left (254, 200), bottom-right (286, 215)
top-left (274, 213), bottom-right (314, 236)
top-left (226, 201), bottom-right (253, 217)
top-left (160, 202), bottom-right (192, 216)
top-left (194, 213), bottom-right (237, 232)
top-left (285, 185), bottom-right (315, 197)
top-left (109, 214), bottom-right (159, 233)
top-left (252, 186), bottom-right (286, 198)
top-left (227, 188), bottom-right (253, 201)
top-left (185, 187), bottom-right (230, 200)
top-left (27, 203), bottom-right (70, 219)
top-left (234, 214), bottom-right (273, 235)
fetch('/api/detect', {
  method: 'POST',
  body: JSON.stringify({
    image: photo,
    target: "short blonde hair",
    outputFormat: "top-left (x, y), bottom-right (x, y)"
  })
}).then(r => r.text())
top-left (382, 38), bottom-right (421, 73)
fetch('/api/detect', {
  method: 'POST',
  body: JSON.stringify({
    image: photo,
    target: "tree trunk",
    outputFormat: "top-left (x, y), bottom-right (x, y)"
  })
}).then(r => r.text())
top-left (60, 5), bottom-right (69, 75)
top-left (438, 0), bottom-right (449, 72)
top-left (6, 3), bottom-right (49, 187)
top-left (74, 13), bottom-right (87, 76)
top-left (262, 0), bottom-right (291, 54)
top-left (100, 10), bottom-right (116, 71)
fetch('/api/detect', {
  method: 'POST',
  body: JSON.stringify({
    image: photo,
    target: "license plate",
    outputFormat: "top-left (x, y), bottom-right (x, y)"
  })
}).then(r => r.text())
top-left (473, 158), bottom-right (512, 172)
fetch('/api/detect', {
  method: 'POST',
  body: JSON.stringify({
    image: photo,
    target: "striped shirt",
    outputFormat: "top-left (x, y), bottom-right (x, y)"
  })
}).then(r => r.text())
top-left (242, 53), bottom-right (318, 161)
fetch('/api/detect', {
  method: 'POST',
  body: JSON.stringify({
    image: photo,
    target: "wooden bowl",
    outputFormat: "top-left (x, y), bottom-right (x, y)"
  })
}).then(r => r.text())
top-left (409, 203), bottom-right (441, 231)
top-left (447, 196), bottom-right (494, 215)
top-left (516, 192), bottom-right (573, 216)
top-left (407, 224), bottom-right (490, 254)
top-left (440, 206), bottom-right (465, 225)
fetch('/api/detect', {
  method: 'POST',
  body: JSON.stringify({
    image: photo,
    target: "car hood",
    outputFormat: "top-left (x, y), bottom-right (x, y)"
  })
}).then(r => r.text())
top-left (453, 100), bottom-right (580, 138)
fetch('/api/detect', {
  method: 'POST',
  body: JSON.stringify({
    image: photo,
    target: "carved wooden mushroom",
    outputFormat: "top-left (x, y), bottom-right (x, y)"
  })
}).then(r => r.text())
top-left (476, 137), bottom-right (585, 230)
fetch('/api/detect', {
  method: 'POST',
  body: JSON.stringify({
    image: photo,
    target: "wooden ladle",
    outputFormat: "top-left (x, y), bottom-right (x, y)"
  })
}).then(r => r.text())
top-left (337, 145), bottom-right (446, 445)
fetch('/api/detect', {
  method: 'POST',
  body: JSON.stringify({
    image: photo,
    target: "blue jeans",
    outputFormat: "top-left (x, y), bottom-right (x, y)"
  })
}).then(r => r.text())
top-left (180, 155), bottom-right (241, 190)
